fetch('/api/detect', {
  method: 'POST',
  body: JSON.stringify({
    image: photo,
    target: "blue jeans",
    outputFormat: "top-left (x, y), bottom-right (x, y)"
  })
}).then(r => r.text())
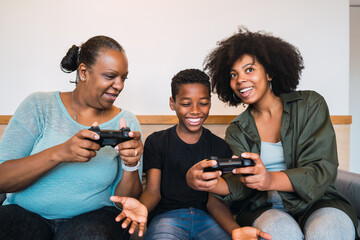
top-left (0, 204), bottom-right (130, 240)
top-left (144, 208), bottom-right (231, 240)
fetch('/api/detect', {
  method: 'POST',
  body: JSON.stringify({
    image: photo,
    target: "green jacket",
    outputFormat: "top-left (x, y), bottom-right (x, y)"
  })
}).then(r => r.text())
top-left (221, 90), bottom-right (358, 230)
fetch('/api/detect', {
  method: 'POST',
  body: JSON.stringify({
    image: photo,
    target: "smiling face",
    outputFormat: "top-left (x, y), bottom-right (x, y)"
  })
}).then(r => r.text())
top-left (170, 83), bottom-right (211, 135)
top-left (230, 54), bottom-right (272, 105)
top-left (79, 49), bottom-right (128, 109)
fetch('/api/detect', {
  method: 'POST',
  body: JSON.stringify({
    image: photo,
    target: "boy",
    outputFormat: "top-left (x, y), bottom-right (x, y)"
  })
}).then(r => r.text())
top-left (141, 69), bottom-right (232, 239)
top-left (112, 69), bottom-right (269, 239)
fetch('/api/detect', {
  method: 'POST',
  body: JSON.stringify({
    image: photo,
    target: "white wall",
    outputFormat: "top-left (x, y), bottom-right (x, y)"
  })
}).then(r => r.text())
top-left (350, 6), bottom-right (360, 173)
top-left (0, 0), bottom-right (350, 116)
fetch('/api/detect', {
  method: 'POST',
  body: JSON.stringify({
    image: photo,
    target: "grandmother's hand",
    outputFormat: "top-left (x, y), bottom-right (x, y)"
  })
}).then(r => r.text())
top-left (115, 118), bottom-right (143, 167)
top-left (54, 125), bottom-right (101, 163)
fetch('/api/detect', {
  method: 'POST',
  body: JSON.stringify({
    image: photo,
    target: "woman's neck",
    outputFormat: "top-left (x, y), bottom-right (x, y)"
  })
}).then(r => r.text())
top-left (72, 89), bottom-right (104, 120)
top-left (251, 92), bottom-right (283, 119)
top-left (251, 92), bottom-right (283, 143)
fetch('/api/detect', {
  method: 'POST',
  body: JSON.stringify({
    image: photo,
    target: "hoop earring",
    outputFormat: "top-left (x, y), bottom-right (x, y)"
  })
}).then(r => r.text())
top-left (232, 93), bottom-right (241, 102)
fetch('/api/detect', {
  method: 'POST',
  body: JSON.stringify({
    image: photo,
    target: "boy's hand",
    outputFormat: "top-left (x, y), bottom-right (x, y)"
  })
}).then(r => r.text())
top-left (186, 159), bottom-right (222, 191)
top-left (110, 196), bottom-right (148, 237)
top-left (232, 227), bottom-right (272, 240)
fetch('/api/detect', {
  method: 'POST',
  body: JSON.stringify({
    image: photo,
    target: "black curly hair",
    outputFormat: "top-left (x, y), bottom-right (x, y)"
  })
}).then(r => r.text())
top-left (60, 36), bottom-right (124, 83)
top-left (171, 69), bottom-right (211, 101)
top-left (204, 27), bottom-right (304, 106)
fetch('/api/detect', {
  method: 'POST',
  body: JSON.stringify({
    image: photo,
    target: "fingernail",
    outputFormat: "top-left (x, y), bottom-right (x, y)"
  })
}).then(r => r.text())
top-left (94, 134), bottom-right (100, 140)
top-left (129, 132), bottom-right (134, 137)
top-left (114, 145), bottom-right (119, 153)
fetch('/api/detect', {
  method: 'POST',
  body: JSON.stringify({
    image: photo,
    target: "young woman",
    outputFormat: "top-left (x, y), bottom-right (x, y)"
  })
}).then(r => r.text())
top-left (186, 28), bottom-right (358, 240)
top-left (0, 36), bottom-right (144, 240)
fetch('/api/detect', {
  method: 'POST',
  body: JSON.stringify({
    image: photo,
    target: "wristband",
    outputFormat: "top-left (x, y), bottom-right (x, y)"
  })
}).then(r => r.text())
top-left (121, 160), bottom-right (141, 172)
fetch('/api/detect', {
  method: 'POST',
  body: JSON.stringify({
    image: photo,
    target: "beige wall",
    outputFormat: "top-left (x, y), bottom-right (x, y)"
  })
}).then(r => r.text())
top-left (0, 126), bottom-right (6, 140)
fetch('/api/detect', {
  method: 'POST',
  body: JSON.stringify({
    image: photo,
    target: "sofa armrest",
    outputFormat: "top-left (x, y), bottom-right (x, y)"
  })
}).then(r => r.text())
top-left (335, 169), bottom-right (360, 219)
top-left (336, 169), bottom-right (360, 236)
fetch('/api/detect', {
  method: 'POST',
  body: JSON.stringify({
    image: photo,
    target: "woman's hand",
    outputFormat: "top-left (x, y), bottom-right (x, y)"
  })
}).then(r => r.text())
top-left (232, 227), bottom-right (272, 240)
top-left (232, 153), bottom-right (273, 191)
top-left (110, 196), bottom-right (148, 237)
top-left (186, 159), bottom-right (222, 191)
top-left (53, 125), bottom-right (101, 163)
top-left (233, 153), bottom-right (294, 192)
top-left (115, 119), bottom-right (143, 167)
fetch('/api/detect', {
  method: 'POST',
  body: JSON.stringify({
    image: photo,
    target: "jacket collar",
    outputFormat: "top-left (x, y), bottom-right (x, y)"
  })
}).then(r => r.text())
top-left (279, 91), bottom-right (303, 114)
top-left (231, 105), bottom-right (260, 144)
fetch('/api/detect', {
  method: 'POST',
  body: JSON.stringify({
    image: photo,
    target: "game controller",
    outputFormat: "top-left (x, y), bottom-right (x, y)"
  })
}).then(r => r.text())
top-left (88, 126), bottom-right (133, 147)
top-left (203, 156), bottom-right (255, 174)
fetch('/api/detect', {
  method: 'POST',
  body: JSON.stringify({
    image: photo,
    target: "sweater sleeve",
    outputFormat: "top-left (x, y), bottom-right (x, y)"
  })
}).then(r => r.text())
top-left (0, 93), bottom-right (44, 163)
top-left (111, 110), bottom-right (144, 197)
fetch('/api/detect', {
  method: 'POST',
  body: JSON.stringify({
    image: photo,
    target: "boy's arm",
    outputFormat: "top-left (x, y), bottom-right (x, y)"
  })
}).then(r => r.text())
top-left (207, 194), bottom-right (272, 240)
top-left (139, 168), bottom-right (162, 212)
top-left (207, 194), bottom-right (240, 235)
top-left (110, 168), bottom-right (161, 237)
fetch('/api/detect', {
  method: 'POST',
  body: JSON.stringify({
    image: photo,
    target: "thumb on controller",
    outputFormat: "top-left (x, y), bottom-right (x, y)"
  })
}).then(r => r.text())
top-left (119, 118), bottom-right (127, 129)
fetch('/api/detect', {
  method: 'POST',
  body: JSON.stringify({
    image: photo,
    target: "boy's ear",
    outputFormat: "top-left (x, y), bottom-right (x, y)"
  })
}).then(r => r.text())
top-left (169, 96), bottom-right (175, 111)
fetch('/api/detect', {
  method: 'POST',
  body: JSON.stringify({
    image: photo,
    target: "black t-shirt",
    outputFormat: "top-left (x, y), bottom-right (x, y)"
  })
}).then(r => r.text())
top-left (143, 125), bottom-right (232, 219)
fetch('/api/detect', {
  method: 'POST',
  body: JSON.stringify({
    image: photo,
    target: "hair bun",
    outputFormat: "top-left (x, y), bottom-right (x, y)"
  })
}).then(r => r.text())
top-left (60, 45), bottom-right (80, 73)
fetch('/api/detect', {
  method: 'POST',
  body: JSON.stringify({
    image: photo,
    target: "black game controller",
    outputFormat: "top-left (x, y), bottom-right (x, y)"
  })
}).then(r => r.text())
top-left (203, 156), bottom-right (255, 174)
top-left (88, 126), bottom-right (133, 147)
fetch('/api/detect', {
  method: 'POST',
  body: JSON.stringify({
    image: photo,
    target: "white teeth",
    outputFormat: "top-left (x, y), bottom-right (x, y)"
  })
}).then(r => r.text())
top-left (240, 87), bottom-right (253, 93)
top-left (187, 118), bottom-right (200, 123)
